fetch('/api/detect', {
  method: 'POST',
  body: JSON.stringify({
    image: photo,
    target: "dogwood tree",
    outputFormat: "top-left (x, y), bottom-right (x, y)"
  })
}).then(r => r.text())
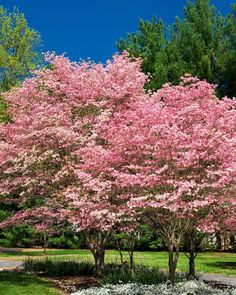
top-left (0, 52), bottom-right (146, 276)
top-left (100, 76), bottom-right (236, 284)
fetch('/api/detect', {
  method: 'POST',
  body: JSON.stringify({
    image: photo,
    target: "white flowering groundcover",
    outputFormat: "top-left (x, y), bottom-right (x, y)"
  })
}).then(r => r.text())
top-left (71, 281), bottom-right (236, 295)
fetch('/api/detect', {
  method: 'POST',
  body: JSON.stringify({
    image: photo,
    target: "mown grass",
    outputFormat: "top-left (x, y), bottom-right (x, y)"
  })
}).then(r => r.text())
top-left (1, 249), bottom-right (236, 276)
top-left (0, 271), bottom-right (62, 295)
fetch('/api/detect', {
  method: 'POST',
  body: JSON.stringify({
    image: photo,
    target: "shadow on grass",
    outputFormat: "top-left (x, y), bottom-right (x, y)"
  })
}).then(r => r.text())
top-left (0, 249), bottom-right (91, 257)
top-left (0, 251), bottom-right (42, 256)
top-left (0, 271), bottom-right (52, 287)
top-left (204, 262), bottom-right (236, 270)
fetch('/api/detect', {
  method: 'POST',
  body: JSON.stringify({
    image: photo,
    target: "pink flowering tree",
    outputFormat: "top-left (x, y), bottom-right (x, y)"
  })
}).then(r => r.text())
top-left (0, 52), bottom-right (146, 276)
top-left (184, 198), bottom-right (235, 278)
top-left (211, 201), bottom-right (236, 252)
top-left (99, 76), bottom-right (236, 284)
top-left (0, 207), bottom-right (65, 254)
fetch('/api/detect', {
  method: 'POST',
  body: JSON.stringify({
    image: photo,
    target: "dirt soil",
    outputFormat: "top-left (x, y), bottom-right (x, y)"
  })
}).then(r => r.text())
top-left (40, 275), bottom-right (99, 295)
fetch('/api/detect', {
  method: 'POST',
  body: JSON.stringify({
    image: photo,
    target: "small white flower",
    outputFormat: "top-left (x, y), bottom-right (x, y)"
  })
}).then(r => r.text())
top-left (70, 281), bottom-right (236, 295)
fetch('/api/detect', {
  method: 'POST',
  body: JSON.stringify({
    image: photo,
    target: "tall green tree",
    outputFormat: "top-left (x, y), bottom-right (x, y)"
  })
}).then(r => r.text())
top-left (169, 0), bottom-right (226, 84)
top-left (219, 4), bottom-right (236, 97)
top-left (0, 6), bottom-right (42, 121)
top-left (117, 17), bottom-right (168, 90)
top-left (0, 6), bottom-right (42, 91)
top-left (117, 0), bottom-right (235, 97)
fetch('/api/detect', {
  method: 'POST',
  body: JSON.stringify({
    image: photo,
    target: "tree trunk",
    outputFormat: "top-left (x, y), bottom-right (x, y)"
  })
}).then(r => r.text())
top-left (114, 235), bottom-right (124, 264)
top-left (119, 248), bottom-right (124, 265)
top-left (43, 232), bottom-right (48, 255)
top-left (185, 229), bottom-right (205, 278)
top-left (167, 229), bottom-right (182, 286)
top-left (188, 248), bottom-right (195, 278)
top-left (93, 248), bottom-right (105, 277)
top-left (126, 234), bottom-right (136, 275)
top-left (216, 231), bottom-right (231, 251)
top-left (86, 231), bottom-right (108, 278)
top-left (128, 248), bottom-right (135, 275)
top-left (168, 244), bottom-right (178, 285)
top-left (116, 240), bottom-right (124, 264)
top-left (187, 231), bottom-right (196, 278)
top-left (222, 232), bottom-right (231, 251)
top-left (146, 215), bottom-right (189, 285)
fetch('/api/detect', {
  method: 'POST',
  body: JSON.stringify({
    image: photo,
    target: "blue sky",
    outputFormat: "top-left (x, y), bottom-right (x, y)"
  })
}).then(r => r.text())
top-left (1, 0), bottom-right (234, 63)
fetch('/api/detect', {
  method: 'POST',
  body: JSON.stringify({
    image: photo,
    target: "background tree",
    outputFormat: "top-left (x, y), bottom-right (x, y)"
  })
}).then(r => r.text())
top-left (169, 0), bottom-right (230, 93)
top-left (118, 17), bottom-right (168, 90)
top-left (219, 4), bottom-right (236, 97)
top-left (0, 5), bottom-right (42, 122)
top-left (0, 207), bottom-right (66, 254)
top-left (117, 0), bottom-right (235, 97)
top-left (0, 6), bottom-right (42, 91)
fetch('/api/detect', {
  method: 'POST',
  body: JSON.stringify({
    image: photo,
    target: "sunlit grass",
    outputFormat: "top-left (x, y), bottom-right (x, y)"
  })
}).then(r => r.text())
top-left (0, 271), bottom-right (62, 295)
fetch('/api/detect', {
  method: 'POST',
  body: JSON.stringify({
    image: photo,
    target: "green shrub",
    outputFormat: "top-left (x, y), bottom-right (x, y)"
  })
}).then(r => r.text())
top-left (102, 264), bottom-right (185, 285)
top-left (24, 258), bottom-right (94, 276)
top-left (24, 259), bottom-right (186, 285)
top-left (0, 224), bottom-right (36, 247)
top-left (48, 228), bottom-right (86, 249)
top-left (48, 235), bottom-right (78, 249)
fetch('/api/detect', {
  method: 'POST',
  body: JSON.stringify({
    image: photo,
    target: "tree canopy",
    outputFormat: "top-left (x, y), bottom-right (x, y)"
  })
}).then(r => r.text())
top-left (0, 6), bottom-right (42, 122)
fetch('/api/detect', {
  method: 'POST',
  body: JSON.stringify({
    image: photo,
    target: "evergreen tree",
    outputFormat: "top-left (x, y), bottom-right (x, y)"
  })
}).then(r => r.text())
top-left (117, 17), bottom-right (168, 90)
top-left (219, 4), bottom-right (236, 97)
top-left (117, 0), bottom-right (235, 97)
top-left (170, 0), bottom-right (225, 83)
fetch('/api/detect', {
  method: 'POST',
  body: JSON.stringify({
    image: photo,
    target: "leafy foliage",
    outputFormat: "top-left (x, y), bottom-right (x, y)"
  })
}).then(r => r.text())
top-left (0, 6), bottom-right (42, 92)
top-left (24, 258), bottom-right (95, 276)
top-left (102, 264), bottom-right (183, 285)
top-left (0, 5), bottom-right (42, 124)
top-left (0, 224), bottom-right (36, 247)
top-left (117, 0), bottom-right (236, 97)
top-left (118, 17), bottom-right (168, 90)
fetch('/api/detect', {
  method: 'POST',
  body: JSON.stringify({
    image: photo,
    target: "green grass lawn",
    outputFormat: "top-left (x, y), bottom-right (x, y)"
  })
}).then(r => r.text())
top-left (1, 249), bottom-right (236, 276)
top-left (0, 271), bottom-right (62, 295)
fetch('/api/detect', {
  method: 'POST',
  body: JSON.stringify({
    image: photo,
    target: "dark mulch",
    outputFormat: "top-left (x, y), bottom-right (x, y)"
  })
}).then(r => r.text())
top-left (40, 275), bottom-right (99, 295)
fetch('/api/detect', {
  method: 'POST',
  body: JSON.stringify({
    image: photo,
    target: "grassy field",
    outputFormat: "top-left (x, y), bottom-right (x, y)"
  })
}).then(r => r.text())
top-left (0, 271), bottom-right (62, 295)
top-left (1, 249), bottom-right (236, 276)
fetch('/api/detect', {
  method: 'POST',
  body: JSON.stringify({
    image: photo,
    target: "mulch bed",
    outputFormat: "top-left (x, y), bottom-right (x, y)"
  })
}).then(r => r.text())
top-left (44, 275), bottom-right (99, 295)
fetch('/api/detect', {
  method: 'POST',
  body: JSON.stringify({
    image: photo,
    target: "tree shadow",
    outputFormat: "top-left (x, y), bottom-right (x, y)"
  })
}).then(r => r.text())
top-left (204, 262), bottom-right (236, 270)
top-left (0, 249), bottom-right (91, 257)
top-left (0, 271), bottom-right (53, 287)
top-left (0, 251), bottom-right (41, 256)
